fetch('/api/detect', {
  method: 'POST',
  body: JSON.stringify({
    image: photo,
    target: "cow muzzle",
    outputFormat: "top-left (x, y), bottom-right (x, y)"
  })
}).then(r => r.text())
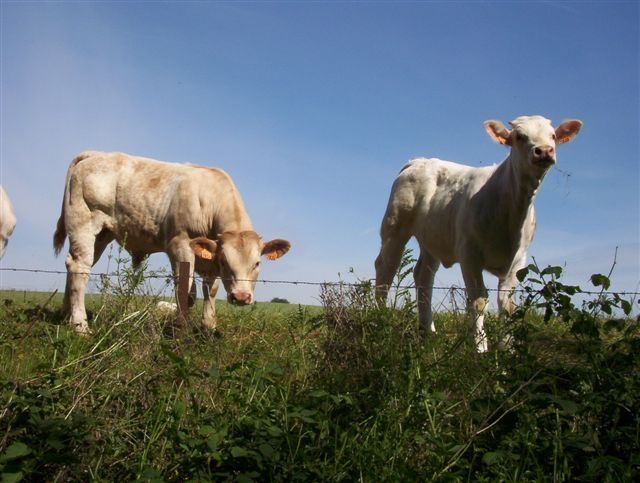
top-left (532, 145), bottom-right (556, 168)
top-left (228, 290), bottom-right (253, 306)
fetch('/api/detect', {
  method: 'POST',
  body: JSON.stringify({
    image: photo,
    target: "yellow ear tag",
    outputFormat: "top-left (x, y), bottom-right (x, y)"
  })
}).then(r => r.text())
top-left (200, 248), bottom-right (213, 260)
top-left (266, 251), bottom-right (278, 261)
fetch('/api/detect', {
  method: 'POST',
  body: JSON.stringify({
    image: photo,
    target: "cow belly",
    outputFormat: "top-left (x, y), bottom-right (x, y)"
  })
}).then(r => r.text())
top-left (112, 222), bottom-right (166, 255)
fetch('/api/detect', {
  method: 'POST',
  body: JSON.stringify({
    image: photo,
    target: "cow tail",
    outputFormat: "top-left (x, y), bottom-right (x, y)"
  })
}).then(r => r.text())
top-left (53, 151), bottom-right (93, 256)
top-left (53, 211), bottom-right (66, 256)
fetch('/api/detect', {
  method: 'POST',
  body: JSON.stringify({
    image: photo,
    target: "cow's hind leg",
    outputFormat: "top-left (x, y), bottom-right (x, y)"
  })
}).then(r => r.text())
top-left (461, 260), bottom-right (489, 352)
top-left (92, 229), bottom-right (115, 290)
top-left (93, 229), bottom-right (115, 265)
top-left (64, 232), bottom-right (99, 334)
top-left (414, 249), bottom-right (440, 333)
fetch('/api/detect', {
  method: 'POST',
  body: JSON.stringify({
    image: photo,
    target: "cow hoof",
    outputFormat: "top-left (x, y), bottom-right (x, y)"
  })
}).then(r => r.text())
top-left (73, 325), bottom-right (92, 336)
top-left (199, 328), bottom-right (222, 340)
top-left (417, 325), bottom-right (436, 337)
top-left (476, 339), bottom-right (489, 353)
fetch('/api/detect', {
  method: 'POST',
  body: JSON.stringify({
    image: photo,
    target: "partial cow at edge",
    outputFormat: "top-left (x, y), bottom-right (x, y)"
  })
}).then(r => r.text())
top-left (375, 115), bottom-right (582, 351)
top-left (53, 151), bottom-right (291, 334)
top-left (0, 185), bottom-right (17, 259)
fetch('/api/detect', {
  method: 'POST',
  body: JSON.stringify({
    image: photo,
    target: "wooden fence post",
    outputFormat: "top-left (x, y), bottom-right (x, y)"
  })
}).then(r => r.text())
top-left (175, 261), bottom-right (191, 334)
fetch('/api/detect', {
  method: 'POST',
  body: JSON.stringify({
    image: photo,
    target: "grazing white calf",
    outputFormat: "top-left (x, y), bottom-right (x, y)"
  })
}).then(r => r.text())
top-left (375, 116), bottom-right (582, 351)
top-left (0, 186), bottom-right (17, 259)
top-left (53, 151), bottom-right (291, 334)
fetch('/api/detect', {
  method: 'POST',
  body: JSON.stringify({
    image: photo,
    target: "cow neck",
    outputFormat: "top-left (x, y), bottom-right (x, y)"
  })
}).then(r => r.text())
top-left (492, 152), bottom-right (544, 232)
top-left (214, 199), bottom-right (254, 235)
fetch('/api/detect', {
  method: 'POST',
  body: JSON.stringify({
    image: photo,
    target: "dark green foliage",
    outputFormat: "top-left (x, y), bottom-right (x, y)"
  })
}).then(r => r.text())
top-left (0, 261), bottom-right (638, 481)
top-left (270, 298), bottom-right (290, 304)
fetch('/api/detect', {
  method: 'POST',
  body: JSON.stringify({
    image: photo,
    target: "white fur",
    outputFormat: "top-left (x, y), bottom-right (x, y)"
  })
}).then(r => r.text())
top-left (375, 115), bottom-right (582, 351)
top-left (53, 151), bottom-right (289, 334)
top-left (0, 186), bottom-right (16, 259)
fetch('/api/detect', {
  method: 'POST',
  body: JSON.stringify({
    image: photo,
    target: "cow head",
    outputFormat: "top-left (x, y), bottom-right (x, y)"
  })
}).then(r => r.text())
top-left (189, 231), bottom-right (290, 305)
top-left (484, 115), bottom-right (582, 171)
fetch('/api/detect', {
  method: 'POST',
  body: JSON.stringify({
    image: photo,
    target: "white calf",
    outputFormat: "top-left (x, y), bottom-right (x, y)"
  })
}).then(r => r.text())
top-left (54, 151), bottom-right (291, 334)
top-left (0, 186), bottom-right (16, 259)
top-left (375, 115), bottom-right (582, 351)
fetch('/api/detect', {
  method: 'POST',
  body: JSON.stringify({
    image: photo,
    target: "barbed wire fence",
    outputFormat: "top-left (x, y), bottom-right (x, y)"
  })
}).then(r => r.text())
top-left (2, 266), bottom-right (639, 301)
top-left (1, 263), bottom-right (639, 334)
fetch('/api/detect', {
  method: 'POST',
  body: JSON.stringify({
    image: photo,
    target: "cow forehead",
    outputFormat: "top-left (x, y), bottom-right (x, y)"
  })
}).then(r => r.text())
top-left (509, 115), bottom-right (554, 140)
top-left (219, 231), bottom-right (262, 261)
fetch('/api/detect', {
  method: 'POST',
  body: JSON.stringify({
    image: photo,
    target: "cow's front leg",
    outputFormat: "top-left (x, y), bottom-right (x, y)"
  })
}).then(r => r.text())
top-left (461, 260), bottom-right (489, 352)
top-left (497, 252), bottom-right (527, 349)
top-left (498, 250), bottom-right (526, 316)
top-left (167, 236), bottom-right (197, 326)
top-left (497, 275), bottom-right (517, 316)
top-left (497, 271), bottom-right (522, 349)
top-left (201, 276), bottom-right (220, 330)
top-left (374, 232), bottom-right (411, 306)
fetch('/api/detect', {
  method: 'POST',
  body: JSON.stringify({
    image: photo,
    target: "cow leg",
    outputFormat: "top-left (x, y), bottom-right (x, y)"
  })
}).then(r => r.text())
top-left (497, 276), bottom-right (517, 316)
top-left (61, 231), bottom-right (111, 319)
top-left (374, 205), bottom-right (413, 304)
top-left (62, 271), bottom-right (73, 317)
top-left (498, 273), bottom-right (519, 316)
top-left (498, 249), bottom-right (526, 315)
top-left (167, 236), bottom-right (197, 319)
top-left (461, 260), bottom-right (489, 352)
top-left (188, 279), bottom-right (197, 308)
top-left (93, 230), bottom-right (115, 265)
top-left (497, 252), bottom-right (526, 349)
top-left (414, 249), bottom-right (440, 333)
top-left (201, 276), bottom-right (220, 330)
top-left (496, 275), bottom-right (518, 350)
top-left (91, 230), bottom-right (116, 296)
top-left (375, 234), bottom-right (411, 304)
top-left (64, 233), bottom-right (97, 334)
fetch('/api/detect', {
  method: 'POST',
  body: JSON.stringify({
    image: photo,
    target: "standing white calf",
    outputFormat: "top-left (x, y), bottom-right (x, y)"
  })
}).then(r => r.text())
top-left (0, 186), bottom-right (16, 259)
top-left (375, 115), bottom-right (582, 351)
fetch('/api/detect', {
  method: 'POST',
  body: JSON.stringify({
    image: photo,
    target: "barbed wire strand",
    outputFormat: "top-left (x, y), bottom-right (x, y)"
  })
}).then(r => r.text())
top-left (1, 266), bottom-right (638, 297)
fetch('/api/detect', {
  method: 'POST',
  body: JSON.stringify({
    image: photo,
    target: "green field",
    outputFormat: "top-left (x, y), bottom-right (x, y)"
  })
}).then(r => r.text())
top-left (0, 266), bottom-right (638, 481)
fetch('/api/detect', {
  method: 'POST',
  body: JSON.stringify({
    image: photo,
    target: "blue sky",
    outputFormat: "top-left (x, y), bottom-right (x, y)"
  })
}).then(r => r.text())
top-left (1, 1), bottom-right (638, 306)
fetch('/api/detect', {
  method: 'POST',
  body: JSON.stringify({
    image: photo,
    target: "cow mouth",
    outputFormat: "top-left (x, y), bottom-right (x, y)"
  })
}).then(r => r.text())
top-left (227, 295), bottom-right (253, 306)
top-left (533, 157), bottom-right (555, 169)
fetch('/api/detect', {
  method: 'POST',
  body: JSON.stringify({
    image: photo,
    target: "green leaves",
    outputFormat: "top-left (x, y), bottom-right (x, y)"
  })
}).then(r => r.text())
top-left (590, 274), bottom-right (611, 290)
top-left (0, 443), bottom-right (31, 463)
top-left (541, 265), bottom-right (563, 278)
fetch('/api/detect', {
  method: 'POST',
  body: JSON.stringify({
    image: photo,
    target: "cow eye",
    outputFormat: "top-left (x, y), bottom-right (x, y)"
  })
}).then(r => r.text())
top-left (254, 261), bottom-right (260, 269)
top-left (552, 133), bottom-right (557, 141)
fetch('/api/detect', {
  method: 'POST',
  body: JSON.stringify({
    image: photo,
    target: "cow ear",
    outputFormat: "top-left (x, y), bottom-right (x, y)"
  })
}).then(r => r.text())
top-left (555, 119), bottom-right (583, 145)
top-left (484, 120), bottom-right (512, 146)
top-left (262, 239), bottom-right (291, 261)
top-left (190, 237), bottom-right (218, 261)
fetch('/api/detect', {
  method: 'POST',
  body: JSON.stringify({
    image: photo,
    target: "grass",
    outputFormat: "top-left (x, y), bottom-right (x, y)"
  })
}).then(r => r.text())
top-left (0, 264), bottom-right (638, 482)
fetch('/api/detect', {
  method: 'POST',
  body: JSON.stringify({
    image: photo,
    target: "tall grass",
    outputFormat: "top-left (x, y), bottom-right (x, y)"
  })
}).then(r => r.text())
top-left (0, 256), bottom-right (638, 481)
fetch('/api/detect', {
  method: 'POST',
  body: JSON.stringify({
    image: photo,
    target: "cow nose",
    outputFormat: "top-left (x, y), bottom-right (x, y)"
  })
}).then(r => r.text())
top-left (230, 290), bottom-right (252, 305)
top-left (533, 145), bottom-right (555, 165)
